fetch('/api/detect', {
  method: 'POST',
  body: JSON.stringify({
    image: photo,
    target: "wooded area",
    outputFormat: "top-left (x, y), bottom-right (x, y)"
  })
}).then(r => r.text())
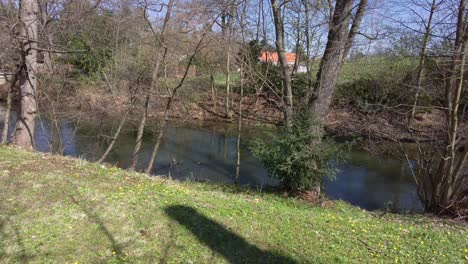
top-left (0, 0), bottom-right (466, 217)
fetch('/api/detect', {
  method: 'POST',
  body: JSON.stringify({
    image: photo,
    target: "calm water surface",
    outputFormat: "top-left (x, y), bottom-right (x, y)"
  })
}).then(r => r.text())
top-left (0, 108), bottom-right (422, 212)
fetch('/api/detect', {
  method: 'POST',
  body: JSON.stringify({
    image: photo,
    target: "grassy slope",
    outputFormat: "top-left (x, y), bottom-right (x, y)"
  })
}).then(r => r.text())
top-left (0, 146), bottom-right (466, 264)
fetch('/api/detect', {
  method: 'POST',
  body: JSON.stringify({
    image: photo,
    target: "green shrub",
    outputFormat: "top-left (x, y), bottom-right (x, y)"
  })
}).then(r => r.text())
top-left (66, 37), bottom-right (112, 74)
top-left (250, 113), bottom-right (347, 193)
top-left (291, 73), bottom-right (310, 99)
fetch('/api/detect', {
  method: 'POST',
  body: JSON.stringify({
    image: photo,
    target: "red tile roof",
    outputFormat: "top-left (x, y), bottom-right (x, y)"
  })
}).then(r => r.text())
top-left (259, 52), bottom-right (296, 63)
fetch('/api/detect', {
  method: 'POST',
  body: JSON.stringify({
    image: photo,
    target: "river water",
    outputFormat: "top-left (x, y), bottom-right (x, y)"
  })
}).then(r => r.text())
top-left (0, 108), bottom-right (423, 212)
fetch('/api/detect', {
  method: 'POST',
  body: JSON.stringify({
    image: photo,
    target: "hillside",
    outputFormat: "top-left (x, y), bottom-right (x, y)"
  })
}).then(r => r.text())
top-left (0, 146), bottom-right (466, 263)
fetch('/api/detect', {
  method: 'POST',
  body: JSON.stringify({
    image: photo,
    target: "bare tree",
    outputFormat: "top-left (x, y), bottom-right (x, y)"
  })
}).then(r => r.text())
top-left (12, 0), bottom-right (40, 149)
top-left (271, 0), bottom-right (293, 128)
top-left (307, 0), bottom-right (368, 125)
top-left (414, 0), bottom-right (467, 216)
top-left (235, 0), bottom-right (249, 182)
top-left (1, 72), bottom-right (17, 144)
top-left (144, 32), bottom-right (209, 174)
top-left (223, 1), bottom-right (236, 119)
top-left (410, 0), bottom-right (438, 119)
top-left (129, 0), bottom-right (175, 170)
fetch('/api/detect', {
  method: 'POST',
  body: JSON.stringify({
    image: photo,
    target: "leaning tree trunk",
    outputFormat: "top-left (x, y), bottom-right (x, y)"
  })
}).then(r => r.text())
top-left (308, 0), bottom-right (367, 125)
top-left (411, 0), bottom-right (437, 119)
top-left (130, 51), bottom-right (164, 170)
top-left (271, 0), bottom-right (293, 128)
top-left (145, 33), bottom-right (207, 174)
top-left (130, 0), bottom-right (174, 170)
top-left (98, 109), bottom-right (130, 163)
top-left (306, 0), bottom-right (367, 196)
top-left (13, 0), bottom-right (39, 149)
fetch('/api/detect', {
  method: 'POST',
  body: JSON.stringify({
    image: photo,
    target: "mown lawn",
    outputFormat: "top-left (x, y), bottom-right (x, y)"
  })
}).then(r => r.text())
top-left (0, 146), bottom-right (466, 263)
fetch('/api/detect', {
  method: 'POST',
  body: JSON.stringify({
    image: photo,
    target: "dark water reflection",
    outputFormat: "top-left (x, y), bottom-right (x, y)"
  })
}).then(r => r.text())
top-left (0, 109), bottom-right (422, 212)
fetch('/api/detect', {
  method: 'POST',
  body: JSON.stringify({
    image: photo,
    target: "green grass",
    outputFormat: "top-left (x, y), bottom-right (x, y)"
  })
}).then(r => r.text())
top-left (213, 73), bottom-right (240, 88)
top-left (0, 146), bottom-right (466, 263)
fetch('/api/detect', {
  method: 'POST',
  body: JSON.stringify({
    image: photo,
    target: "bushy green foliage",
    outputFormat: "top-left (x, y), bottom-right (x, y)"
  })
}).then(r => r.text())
top-left (60, 7), bottom-right (114, 75)
top-left (67, 37), bottom-right (113, 74)
top-left (291, 73), bottom-right (310, 99)
top-left (250, 113), bottom-right (346, 192)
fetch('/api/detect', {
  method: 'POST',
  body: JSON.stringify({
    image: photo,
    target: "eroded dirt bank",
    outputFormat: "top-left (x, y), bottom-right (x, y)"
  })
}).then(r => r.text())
top-left (52, 87), bottom-right (460, 143)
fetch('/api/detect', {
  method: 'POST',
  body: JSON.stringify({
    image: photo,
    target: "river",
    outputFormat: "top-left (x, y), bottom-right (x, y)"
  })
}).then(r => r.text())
top-left (0, 107), bottom-right (423, 212)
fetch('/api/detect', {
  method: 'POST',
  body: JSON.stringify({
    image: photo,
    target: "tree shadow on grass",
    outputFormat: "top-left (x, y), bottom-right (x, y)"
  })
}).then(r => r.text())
top-left (0, 216), bottom-right (35, 263)
top-left (165, 205), bottom-right (296, 264)
top-left (68, 195), bottom-right (127, 262)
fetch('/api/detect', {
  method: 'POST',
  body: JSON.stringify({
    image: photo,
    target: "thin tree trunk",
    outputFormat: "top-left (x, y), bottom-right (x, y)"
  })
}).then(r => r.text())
top-left (13, 0), bottom-right (39, 149)
top-left (98, 109), bottom-right (130, 163)
top-left (41, 1), bottom-right (53, 74)
top-left (302, 0), bottom-right (313, 92)
top-left (271, 0), bottom-right (293, 128)
top-left (224, 2), bottom-right (235, 120)
top-left (130, 89), bottom-right (150, 170)
top-left (417, 0), bottom-right (467, 215)
top-left (145, 32), bottom-right (208, 174)
top-left (225, 50), bottom-right (232, 118)
top-left (210, 73), bottom-right (217, 109)
top-left (145, 113), bottom-right (167, 175)
top-left (130, 0), bottom-right (174, 170)
top-left (411, 0), bottom-right (437, 119)
top-left (235, 64), bottom-right (244, 183)
top-left (236, 0), bottom-right (248, 183)
top-left (292, 13), bottom-right (301, 75)
top-left (1, 72), bottom-right (17, 144)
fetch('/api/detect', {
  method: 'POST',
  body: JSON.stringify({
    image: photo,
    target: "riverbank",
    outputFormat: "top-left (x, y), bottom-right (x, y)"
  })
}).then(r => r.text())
top-left (0, 145), bottom-right (466, 263)
top-left (42, 80), bottom-right (453, 143)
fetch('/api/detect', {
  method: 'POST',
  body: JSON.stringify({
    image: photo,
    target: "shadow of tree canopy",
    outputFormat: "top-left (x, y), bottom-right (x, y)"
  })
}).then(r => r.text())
top-left (165, 205), bottom-right (296, 264)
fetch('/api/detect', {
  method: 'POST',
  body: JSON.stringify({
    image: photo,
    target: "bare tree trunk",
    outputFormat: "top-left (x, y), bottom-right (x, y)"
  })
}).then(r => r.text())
top-left (145, 114), bottom-right (166, 174)
top-left (342, 0), bottom-right (368, 59)
top-left (292, 12), bottom-right (301, 75)
top-left (410, 0), bottom-right (437, 119)
top-left (145, 34), bottom-right (208, 174)
top-left (308, 0), bottom-right (367, 124)
top-left (271, 0), bottom-right (293, 128)
top-left (224, 3), bottom-right (235, 120)
top-left (304, 0), bottom-right (367, 196)
top-left (40, 0), bottom-right (53, 74)
top-left (225, 49), bottom-right (232, 118)
top-left (13, 0), bottom-right (39, 149)
top-left (416, 0), bottom-right (468, 215)
top-left (235, 0), bottom-right (249, 183)
top-left (210, 73), bottom-right (217, 109)
top-left (98, 109), bottom-right (130, 163)
top-left (1, 85), bottom-right (11, 144)
top-left (234, 51), bottom-right (246, 182)
top-left (130, 87), bottom-right (150, 170)
top-left (1, 72), bottom-right (17, 144)
top-left (302, 0), bottom-right (313, 92)
top-left (235, 79), bottom-right (243, 182)
top-left (130, 0), bottom-right (174, 170)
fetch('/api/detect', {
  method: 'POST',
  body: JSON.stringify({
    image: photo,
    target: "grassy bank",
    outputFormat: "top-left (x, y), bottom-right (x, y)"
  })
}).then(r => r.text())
top-left (0, 146), bottom-right (466, 263)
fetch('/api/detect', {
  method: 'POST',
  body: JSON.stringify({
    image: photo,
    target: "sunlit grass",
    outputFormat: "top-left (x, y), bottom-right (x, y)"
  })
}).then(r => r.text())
top-left (0, 146), bottom-right (466, 263)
